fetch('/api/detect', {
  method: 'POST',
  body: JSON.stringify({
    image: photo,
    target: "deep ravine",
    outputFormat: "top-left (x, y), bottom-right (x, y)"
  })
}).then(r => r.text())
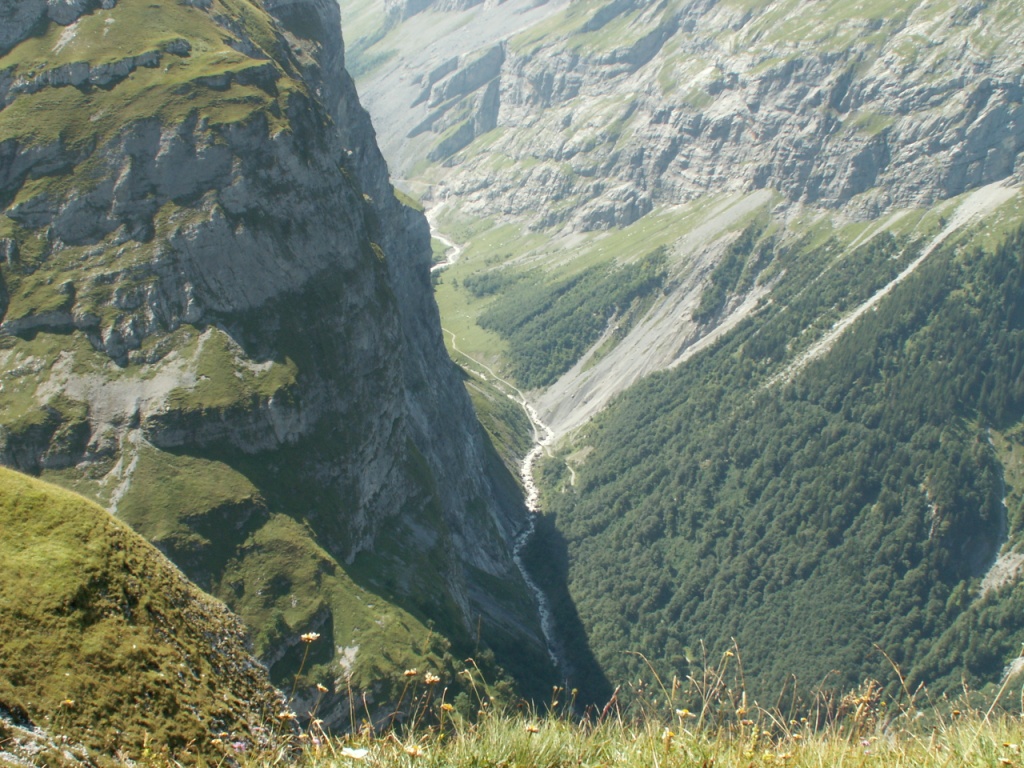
top-left (439, 302), bottom-right (567, 675)
top-left (512, 401), bottom-right (563, 671)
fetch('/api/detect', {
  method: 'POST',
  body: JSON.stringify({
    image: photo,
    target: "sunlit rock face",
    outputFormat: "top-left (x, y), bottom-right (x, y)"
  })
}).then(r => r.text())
top-left (357, 0), bottom-right (1024, 231)
top-left (0, 0), bottom-right (549, 720)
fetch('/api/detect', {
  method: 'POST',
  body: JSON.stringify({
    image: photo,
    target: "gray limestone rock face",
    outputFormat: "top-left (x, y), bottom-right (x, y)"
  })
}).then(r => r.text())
top-left (0, 0), bottom-right (551, 715)
top-left (47, 0), bottom-right (101, 25)
top-left (355, 0), bottom-right (1024, 232)
top-left (0, 0), bottom-right (47, 55)
top-left (386, 0), bottom-right (494, 21)
top-left (0, 0), bottom-right (118, 46)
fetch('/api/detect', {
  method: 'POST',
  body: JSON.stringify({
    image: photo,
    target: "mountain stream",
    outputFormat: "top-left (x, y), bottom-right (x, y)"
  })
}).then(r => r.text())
top-left (429, 206), bottom-right (565, 671)
top-left (442, 327), bottom-right (565, 673)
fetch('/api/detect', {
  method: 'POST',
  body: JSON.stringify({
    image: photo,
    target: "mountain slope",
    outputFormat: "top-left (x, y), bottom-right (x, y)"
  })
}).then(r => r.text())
top-left (0, 466), bottom-right (286, 762)
top-left (0, 0), bottom-right (553, 719)
top-left (355, 0), bottom-right (1024, 229)
top-left (348, 0), bottom-right (1024, 440)
top-left (344, 0), bottom-right (1024, 704)
top-left (543, 205), bottom-right (1024, 700)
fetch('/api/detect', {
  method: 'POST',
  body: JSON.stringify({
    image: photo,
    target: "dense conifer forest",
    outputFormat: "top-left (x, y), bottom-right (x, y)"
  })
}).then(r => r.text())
top-left (474, 250), bottom-right (668, 389)
top-left (540, 223), bottom-right (1024, 702)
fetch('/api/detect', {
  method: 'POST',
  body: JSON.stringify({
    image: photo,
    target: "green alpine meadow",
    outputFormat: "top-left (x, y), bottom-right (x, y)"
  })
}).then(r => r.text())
top-left (2, 0), bottom-right (1024, 763)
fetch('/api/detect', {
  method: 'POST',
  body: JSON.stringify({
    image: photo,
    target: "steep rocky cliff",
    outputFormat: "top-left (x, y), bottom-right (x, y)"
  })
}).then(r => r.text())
top-left (355, 0), bottom-right (1024, 230)
top-left (0, 0), bottom-right (550, 721)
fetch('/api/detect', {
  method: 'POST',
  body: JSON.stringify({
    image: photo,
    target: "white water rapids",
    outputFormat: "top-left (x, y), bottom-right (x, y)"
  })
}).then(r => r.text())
top-left (440, 317), bottom-right (565, 672)
top-left (428, 205), bottom-right (463, 273)
top-left (511, 402), bottom-right (564, 672)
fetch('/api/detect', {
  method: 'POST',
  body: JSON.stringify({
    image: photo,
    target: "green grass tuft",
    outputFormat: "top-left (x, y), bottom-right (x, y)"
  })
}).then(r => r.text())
top-left (234, 651), bottom-right (1024, 768)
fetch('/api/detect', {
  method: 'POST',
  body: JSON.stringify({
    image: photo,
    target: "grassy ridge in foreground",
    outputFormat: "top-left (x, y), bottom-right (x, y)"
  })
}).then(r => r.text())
top-left (0, 466), bottom-right (287, 762)
top-left (300, 720), bottom-right (1024, 768)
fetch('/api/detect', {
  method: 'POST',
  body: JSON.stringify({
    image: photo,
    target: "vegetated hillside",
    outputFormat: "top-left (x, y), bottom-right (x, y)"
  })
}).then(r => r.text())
top-left (541, 209), bottom-right (1024, 702)
top-left (0, 0), bottom-right (555, 722)
top-left (343, 0), bottom-right (1024, 704)
top-left (473, 248), bottom-right (667, 390)
top-left (0, 466), bottom-right (287, 763)
top-left (346, 0), bottom-right (1024, 434)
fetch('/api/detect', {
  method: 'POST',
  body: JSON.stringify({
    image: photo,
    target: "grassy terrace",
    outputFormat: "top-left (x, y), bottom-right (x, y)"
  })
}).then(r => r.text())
top-left (0, 0), bottom-right (297, 149)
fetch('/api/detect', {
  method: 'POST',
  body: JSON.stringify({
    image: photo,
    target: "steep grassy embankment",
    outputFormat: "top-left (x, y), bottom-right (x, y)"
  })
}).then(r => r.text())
top-left (0, 466), bottom-right (286, 763)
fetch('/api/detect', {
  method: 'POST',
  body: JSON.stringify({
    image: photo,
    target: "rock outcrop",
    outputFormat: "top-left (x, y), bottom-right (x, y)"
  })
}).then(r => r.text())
top-left (356, 0), bottom-right (1024, 231)
top-left (0, 0), bottom-right (550, 720)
